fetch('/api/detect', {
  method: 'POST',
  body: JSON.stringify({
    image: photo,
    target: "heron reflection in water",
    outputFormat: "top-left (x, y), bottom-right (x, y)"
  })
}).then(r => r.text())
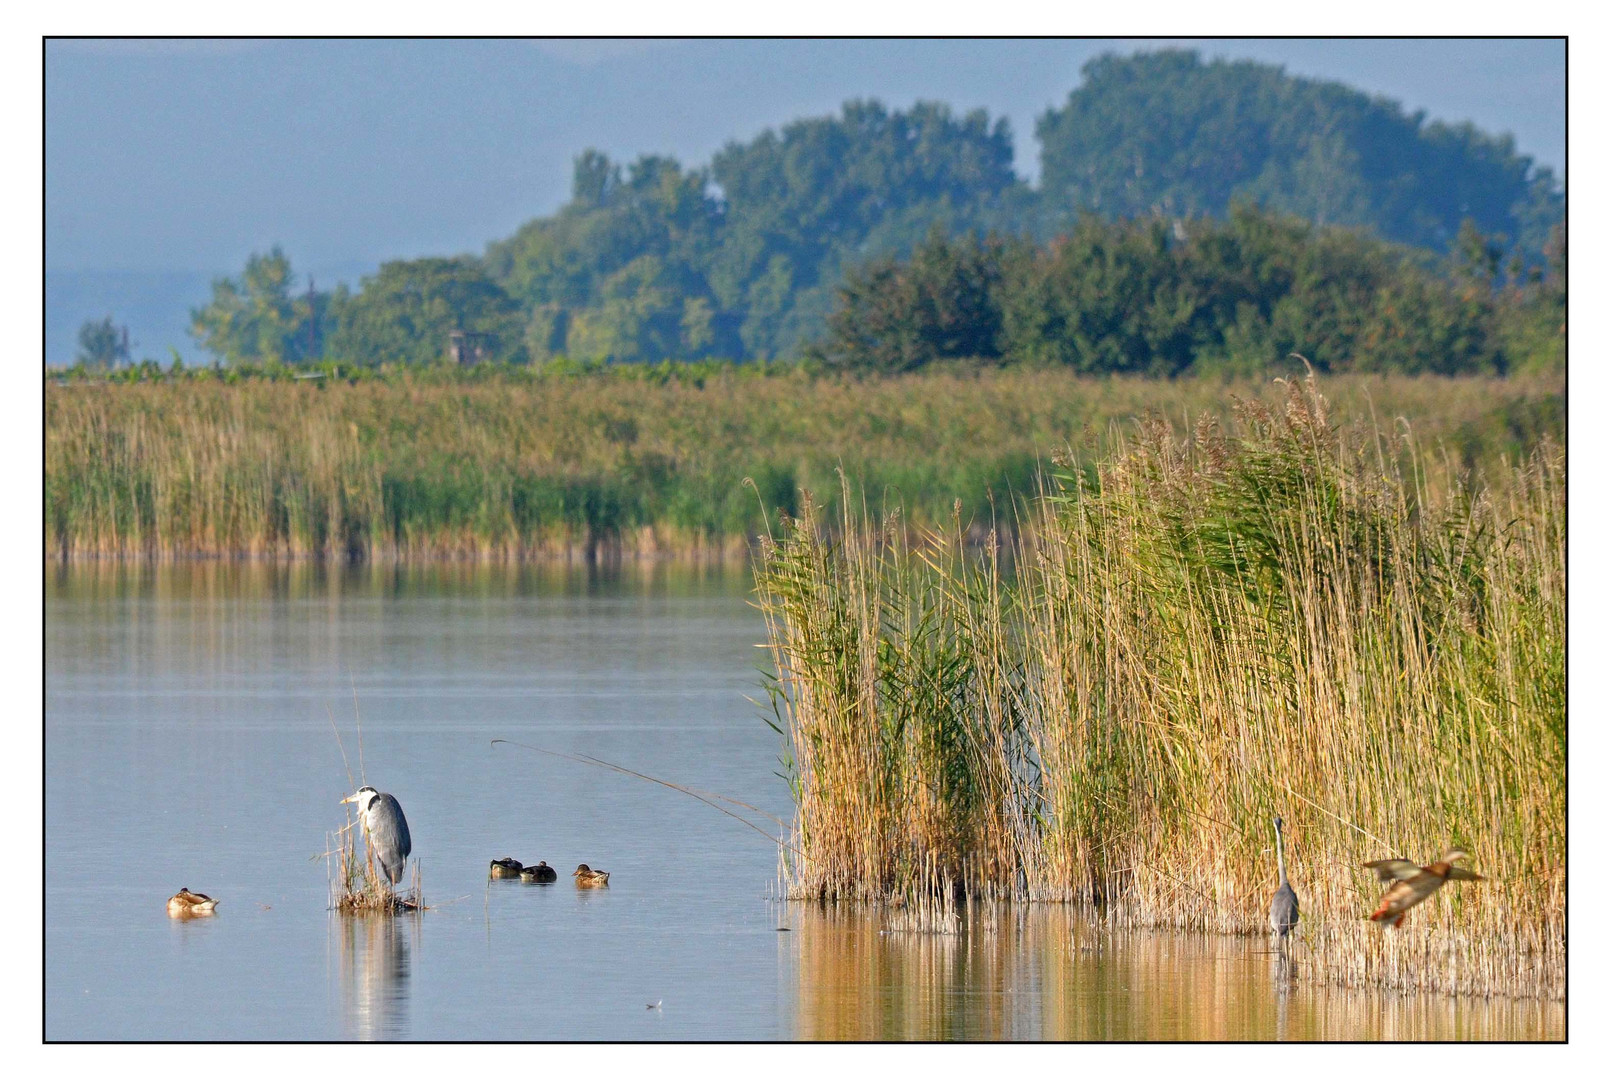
top-left (337, 911), bottom-right (412, 1040)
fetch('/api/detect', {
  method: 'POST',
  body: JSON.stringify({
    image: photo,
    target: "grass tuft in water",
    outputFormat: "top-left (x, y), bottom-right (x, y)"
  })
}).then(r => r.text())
top-left (326, 819), bottom-right (423, 916)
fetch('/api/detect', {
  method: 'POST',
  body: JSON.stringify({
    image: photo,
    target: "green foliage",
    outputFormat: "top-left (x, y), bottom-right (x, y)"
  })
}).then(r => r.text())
top-left (1037, 50), bottom-right (1564, 256)
top-left (75, 315), bottom-right (129, 370)
top-left (326, 257), bottom-right (525, 367)
top-left (485, 101), bottom-right (1028, 364)
top-left (825, 205), bottom-right (1565, 376)
top-left (822, 227), bottom-right (1016, 372)
top-left (190, 247), bottom-right (330, 366)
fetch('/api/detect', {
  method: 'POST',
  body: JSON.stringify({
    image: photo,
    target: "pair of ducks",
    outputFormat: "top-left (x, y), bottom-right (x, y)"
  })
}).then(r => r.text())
top-left (490, 858), bottom-right (609, 887)
top-left (1268, 816), bottom-right (1484, 941)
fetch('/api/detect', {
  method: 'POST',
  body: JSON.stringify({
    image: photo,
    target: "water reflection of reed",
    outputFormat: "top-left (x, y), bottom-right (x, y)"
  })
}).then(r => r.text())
top-left (335, 914), bottom-right (413, 1041)
top-left (790, 905), bottom-right (1563, 1041)
top-left (45, 557), bottom-right (750, 606)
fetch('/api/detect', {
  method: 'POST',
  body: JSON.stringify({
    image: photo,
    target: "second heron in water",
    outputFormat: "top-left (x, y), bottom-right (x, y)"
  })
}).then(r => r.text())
top-left (1269, 815), bottom-right (1300, 945)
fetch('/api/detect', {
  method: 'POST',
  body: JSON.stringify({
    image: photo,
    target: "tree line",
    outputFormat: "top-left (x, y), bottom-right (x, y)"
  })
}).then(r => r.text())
top-left (73, 49), bottom-right (1565, 375)
top-left (818, 207), bottom-right (1565, 376)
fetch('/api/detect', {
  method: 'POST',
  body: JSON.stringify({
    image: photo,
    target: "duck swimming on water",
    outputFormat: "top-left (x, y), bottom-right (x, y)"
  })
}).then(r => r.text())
top-left (1364, 848), bottom-right (1483, 928)
top-left (490, 858), bottom-right (524, 880)
top-left (573, 864), bottom-right (610, 888)
top-left (167, 888), bottom-right (219, 917)
top-left (521, 862), bottom-right (558, 883)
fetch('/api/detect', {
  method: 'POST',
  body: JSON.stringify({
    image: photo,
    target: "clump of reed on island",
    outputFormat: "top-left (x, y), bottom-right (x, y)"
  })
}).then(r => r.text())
top-left (325, 818), bottom-right (423, 916)
top-left (754, 373), bottom-right (1564, 998)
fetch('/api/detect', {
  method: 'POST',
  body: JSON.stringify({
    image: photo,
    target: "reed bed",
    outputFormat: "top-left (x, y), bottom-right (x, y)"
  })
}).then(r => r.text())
top-left (45, 369), bottom-right (1561, 561)
top-left (326, 818), bottom-right (423, 916)
top-left (755, 374), bottom-right (1564, 998)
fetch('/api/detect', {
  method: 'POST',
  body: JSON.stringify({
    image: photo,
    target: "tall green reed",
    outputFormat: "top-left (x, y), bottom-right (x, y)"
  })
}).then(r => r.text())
top-left (755, 374), bottom-right (1564, 997)
top-left (46, 370), bottom-right (1560, 560)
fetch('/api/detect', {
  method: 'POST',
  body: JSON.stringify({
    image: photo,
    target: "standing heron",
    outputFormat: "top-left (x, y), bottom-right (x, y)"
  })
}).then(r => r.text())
top-left (1269, 815), bottom-right (1300, 945)
top-left (342, 785), bottom-right (412, 886)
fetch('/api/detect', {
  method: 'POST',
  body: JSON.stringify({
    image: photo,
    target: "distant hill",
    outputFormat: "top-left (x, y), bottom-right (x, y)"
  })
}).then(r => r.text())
top-left (1036, 50), bottom-right (1563, 255)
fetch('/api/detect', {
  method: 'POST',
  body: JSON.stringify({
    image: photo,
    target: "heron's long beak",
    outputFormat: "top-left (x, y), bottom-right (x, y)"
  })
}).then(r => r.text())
top-left (340, 793), bottom-right (358, 804)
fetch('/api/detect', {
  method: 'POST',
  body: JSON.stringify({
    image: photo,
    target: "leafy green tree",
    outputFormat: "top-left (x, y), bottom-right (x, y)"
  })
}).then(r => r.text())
top-left (75, 315), bottom-right (129, 370)
top-left (190, 247), bottom-right (328, 365)
top-left (327, 257), bottom-right (526, 366)
top-left (824, 228), bottom-right (1012, 372)
top-left (485, 101), bottom-right (1032, 363)
top-left (832, 205), bottom-right (1517, 377)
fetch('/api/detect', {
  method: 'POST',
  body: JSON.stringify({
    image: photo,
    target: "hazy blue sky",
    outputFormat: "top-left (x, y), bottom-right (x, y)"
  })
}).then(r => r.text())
top-left (47, 38), bottom-right (1565, 278)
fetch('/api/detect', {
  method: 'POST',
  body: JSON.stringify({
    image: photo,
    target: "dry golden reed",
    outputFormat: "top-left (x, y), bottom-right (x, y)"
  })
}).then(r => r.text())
top-left (46, 369), bottom-right (1560, 560)
top-left (755, 374), bottom-right (1564, 999)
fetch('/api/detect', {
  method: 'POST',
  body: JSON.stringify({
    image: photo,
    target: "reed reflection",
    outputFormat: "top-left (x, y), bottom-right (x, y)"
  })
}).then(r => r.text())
top-left (789, 905), bottom-right (1563, 1040)
top-left (335, 914), bottom-right (413, 1041)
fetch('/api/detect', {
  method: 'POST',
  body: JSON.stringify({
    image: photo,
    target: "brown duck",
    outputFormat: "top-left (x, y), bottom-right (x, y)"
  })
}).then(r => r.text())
top-left (167, 887), bottom-right (220, 918)
top-left (573, 863), bottom-right (610, 888)
top-left (1363, 848), bottom-right (1483, 928)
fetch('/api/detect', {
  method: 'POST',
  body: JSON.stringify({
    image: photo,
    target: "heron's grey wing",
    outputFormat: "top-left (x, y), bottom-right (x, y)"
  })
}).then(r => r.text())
top-left (380, 794), bottom-right (411, 860)
top-left (1270, 884), bottom-right (1299, 931)
top-left (1363, 858), bottom-right (1422, 884)
top-left (369, 794), bottom-right (412, 883)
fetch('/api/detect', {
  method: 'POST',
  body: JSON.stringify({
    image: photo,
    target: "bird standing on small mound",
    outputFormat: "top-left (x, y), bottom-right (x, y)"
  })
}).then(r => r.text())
top-left (342, 785), bottom-right (412, 886)
top-left (573, 863), bottom-right (610, 887)
top-left (168, 887), bottom-right (219, 917)
top-left (1364, 847), bottom-right (1483, 928)
top-left (1269, 815), bottom-right (1299, 945)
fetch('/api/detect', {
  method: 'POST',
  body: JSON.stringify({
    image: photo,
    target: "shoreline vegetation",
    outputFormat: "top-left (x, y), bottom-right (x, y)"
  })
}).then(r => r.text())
top-left (46, 368), bottom-right (1562, 564)
top-left (755, 374), bottom-right (1564, 1000)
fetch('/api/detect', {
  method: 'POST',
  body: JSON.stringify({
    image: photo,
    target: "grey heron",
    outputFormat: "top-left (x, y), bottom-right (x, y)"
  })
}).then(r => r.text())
top-left (342, 785), bottom-right (412, 885)
top-left (1269, 815), bottom-right (1300, 944)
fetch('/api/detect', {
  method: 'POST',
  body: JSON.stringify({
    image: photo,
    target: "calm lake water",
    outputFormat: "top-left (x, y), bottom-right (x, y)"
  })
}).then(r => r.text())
top-left (45, 563), bottom-right (1563, 1041)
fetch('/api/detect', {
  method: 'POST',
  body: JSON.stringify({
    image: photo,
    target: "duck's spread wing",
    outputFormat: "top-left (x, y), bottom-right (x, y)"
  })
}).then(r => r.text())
top-left (1363, 858), bottom-right (1423, 884)
top-left (1446, 867), bottom-right (1484, 882)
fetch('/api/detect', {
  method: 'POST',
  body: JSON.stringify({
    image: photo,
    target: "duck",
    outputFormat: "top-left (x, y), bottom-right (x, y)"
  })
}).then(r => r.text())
top-left (521, 862), bottom-right (558, 884)
top-left (490, 857), bottom-right (524, 880)
top-left (573, 863), bottom-right (610, 888)
top-left (167, 887), bottom-right (220, 918)
top-left (1363, 847), bottom-right (1483, 928)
